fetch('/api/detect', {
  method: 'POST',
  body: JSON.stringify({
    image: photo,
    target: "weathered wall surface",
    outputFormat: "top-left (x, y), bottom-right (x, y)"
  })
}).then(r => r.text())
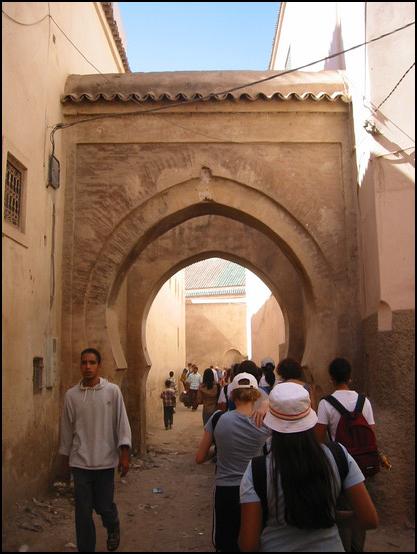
top-left (251, 295), bottom-right (285, 367)
top-left (186, 300), bottom-right (247, 370)
top-left (270, 1), bottom-right (414, 523)
top-left (60, 93), bottom-right (360, 456)
top-left (145, 274), bottom-right (186, 424)
top-left (2, 2), bottom-right (125, 517)
top-left (359, 310), bottom-right (415, 524)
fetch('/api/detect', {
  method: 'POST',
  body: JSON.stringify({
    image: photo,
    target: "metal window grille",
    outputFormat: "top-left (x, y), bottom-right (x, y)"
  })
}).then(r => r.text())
top-left (4, 159), bottom-right (23, 228)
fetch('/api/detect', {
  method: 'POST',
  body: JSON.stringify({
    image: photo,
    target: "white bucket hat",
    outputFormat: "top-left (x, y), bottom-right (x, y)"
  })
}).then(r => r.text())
top-left (264, 382), bottom-right (317, 433)
top-left (229, 372), bottom-right (259, 392)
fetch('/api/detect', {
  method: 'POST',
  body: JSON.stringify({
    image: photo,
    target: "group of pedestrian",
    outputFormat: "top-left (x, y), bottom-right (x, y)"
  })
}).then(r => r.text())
top-left (195, 356), bottom-right (381, 553)
top-left (58, 348), bottom-right (382, 553)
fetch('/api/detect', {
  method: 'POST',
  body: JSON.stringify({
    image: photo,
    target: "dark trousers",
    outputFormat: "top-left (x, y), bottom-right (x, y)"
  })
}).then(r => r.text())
top-left (188, 389), bottom-right (199, 409)
top-left (214, 485), bottom-right (241, 552)
top-left (163, 405), bottom-right (174, 428)
top-left (72, 468), bottom-right (119, 552)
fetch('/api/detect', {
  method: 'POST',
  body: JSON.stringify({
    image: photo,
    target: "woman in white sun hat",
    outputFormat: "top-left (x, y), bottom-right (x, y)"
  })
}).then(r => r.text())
top-left (238, 382), bottom-right (378, 552)
top-left (195, 372), bottom-right (271, 552)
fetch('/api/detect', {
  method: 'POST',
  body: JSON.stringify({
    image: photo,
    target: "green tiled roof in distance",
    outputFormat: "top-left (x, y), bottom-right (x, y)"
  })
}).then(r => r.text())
top-left (185, 258), bottom-right (246, 290)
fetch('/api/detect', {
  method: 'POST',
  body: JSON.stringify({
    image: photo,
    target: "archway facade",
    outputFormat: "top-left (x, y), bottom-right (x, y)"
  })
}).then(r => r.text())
top-left (61, 71), bottom-right (361, 449)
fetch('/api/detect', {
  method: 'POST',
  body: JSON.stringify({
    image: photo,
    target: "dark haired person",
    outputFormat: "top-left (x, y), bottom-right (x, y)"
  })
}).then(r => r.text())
top-left (276, 357), bottom-right (317, 410)
top-left (160, 378), bottom-right (177, 430)
top-left (239, 382), bottom-right (378, 552)
top-left (59, 348), bottom-right (131, 552)
top-left (196, 373), bottom-right (271, 552)
top-left (197, 368), bottom-right (220, 425)
top-left (315, 357), bottom-right (376, 552)
top-left (259, 357), bottom-right (276, 394)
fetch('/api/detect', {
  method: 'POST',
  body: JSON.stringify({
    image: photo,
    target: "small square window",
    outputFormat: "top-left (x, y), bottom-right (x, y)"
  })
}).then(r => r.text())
top-left (4, 156), bottom-right (25, 230)
top-left (33, 357), bottom-right (44, 393)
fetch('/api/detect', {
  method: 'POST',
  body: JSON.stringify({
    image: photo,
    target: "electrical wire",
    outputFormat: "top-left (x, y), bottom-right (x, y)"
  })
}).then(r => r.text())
top-left (49, 19), bottom-right (415, 146)
top-left (4, 7), bottom-right (414, 149)
top-left (374, 62), bottom-right (415, 112)
top-left (2, 9), bottom-right (49, 26)
top-left (2, 8), bottom-right (114, 76)
top-left (49, 14), bottom-right (107, 76)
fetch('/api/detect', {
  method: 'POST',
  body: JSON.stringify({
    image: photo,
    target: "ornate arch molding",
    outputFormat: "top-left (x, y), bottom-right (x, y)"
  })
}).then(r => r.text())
top-left (76, 175), bottom-right (337, 378)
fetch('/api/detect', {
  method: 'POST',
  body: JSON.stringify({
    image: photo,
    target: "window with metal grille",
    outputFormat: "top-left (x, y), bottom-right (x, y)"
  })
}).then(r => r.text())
top-left (4, 158), bottom-right (23, 228)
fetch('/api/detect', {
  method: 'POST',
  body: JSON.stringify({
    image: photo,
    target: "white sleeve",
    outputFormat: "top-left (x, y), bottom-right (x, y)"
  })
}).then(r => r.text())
top-left (218, 387), bottom-right (226, 403)
top-left (240, 461), bottom-right (261, 504)
top-left (115, 387), bottom-right (132, 449)
top-left (58, 395), bottom-right (74, 456)
top-left (317, 399), bottom-right (330, 425)
top-left (363, 399), bottom-right (375, 425)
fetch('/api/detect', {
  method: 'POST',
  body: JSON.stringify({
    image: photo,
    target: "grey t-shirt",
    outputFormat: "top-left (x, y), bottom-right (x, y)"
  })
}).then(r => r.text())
top-left (205, 410), bottom-right (271, 486)
top-left (240, 443), bottom-right (364, 552)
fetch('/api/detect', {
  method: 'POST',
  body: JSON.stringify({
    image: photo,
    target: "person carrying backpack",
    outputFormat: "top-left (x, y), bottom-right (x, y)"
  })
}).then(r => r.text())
top-left (239, 382), bottom-right (378, 552)
top-left (195, 372), bottom-right (271, 552)
top-left (315, 357), bottom-right (379, 552)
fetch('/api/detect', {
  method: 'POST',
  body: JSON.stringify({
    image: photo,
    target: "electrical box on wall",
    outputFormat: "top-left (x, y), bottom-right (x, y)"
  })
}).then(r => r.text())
top-left (48, 155), bottom-right (60, 189)
top-left (46, 336), bottom-right (58, 388)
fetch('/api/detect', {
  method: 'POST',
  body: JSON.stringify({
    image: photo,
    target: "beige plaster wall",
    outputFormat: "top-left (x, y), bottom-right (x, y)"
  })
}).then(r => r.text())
top-left (186, 299), bottom-right (247, 370)
top-left (2, 1), bottom-right (125, 516)
top-left (251, 295), bottom-right (285, 367)
top-left (145, 273), bottom-right (186, 424)
top-left (270, 1), bottom-right (415, 316)
top-left (270, 1), bottom-right (415, 523)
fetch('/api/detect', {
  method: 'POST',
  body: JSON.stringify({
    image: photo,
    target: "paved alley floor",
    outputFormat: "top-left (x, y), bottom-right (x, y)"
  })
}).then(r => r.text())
top-left (2, 403), bottom-right (415, 552)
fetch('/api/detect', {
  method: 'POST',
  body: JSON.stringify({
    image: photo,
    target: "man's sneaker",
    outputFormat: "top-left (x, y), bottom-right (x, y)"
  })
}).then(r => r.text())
top-left (107, 525), bottom-right (120, 551)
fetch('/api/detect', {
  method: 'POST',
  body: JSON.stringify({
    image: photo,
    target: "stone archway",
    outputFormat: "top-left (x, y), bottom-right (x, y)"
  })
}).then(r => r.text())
top-left (61, 72), bottom-right (361, 452)
top-left (78, 176), bottom-right (337, 367)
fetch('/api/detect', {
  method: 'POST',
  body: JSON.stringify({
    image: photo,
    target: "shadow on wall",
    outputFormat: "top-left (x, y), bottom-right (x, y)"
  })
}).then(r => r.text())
top-left (324, 23), bottom-right (346, 70)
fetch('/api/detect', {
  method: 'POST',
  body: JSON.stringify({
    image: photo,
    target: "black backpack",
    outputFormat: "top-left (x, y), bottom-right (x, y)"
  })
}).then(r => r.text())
top-left (251, 441), bottom-right (349, 529)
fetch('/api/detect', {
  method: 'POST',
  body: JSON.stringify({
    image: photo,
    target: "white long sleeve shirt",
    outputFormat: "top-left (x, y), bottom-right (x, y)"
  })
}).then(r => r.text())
top-left (59, 378), bottom-right (132, 469)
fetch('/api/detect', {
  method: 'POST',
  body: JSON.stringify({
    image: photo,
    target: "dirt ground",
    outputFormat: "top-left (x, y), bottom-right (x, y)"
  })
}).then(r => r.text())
top-left (2, 403), bottom-right (415, 552)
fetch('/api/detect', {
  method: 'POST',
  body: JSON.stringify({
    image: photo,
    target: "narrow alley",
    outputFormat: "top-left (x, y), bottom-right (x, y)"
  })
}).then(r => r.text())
top-left (2, 402), bottom-right (415, 553)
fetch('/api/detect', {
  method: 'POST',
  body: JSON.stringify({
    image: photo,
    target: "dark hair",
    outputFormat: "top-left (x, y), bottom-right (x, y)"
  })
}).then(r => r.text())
top-left (262, 365), bottom-right (276, 387)
top-left (165, 379), bottom-right (172, 388)
top-left (81, 348), bottom-right (101, 364)
top-left (277, 358), bottom-right (302, 381)
top-left (270, 429), bottom-right (336, 529)
top-left (230, 363), bottom-right (241, 379)
top-left (169, 371), bottom-right (174, 377)
top-left (203, 368), bottom-right (215, 389)
top-left (329, 357), bottom-right (351, 384)
top-left (238, 360), bottom-right (261, 382)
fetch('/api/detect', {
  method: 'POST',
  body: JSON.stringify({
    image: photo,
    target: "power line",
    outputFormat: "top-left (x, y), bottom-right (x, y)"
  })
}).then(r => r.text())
top-left (374, 62), bottom-right (415, 112)
top-left (50, 19), bottom-right (415, 146)
top-left (2, 8), bottom-right (115, 77)
top-left (2, 9), bottom-right (49, 26)
top-left (3, 7), bottom-right (414, 147)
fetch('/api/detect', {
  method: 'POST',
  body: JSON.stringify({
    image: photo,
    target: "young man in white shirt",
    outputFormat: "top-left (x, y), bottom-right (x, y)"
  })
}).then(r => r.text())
top-left (59, 348), bottom-right (131, 552)
top-left (186, 364), bottom-right (203, 410)
top-left (315, 357), bottom-right (376, 552)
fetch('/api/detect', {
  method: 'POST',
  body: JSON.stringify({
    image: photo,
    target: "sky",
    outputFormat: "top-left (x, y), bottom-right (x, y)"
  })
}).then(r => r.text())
top-left (118, 2), bottom-right (280, 72)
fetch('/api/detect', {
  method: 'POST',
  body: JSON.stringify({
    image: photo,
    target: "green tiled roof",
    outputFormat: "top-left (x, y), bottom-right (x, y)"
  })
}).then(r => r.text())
top-left (185, 258), bottom-right (246, 290)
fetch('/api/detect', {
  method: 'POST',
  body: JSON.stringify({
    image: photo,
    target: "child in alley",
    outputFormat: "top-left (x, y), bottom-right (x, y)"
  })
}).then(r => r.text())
top-left (160, 379), bottom-right (177, 430)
